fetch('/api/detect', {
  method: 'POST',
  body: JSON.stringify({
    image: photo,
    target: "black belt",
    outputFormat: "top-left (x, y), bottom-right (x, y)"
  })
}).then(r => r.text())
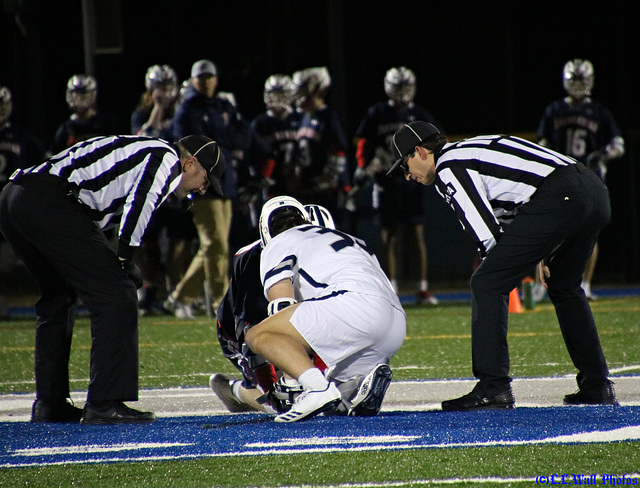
top-left (9, 170), bottom-right (80, 199)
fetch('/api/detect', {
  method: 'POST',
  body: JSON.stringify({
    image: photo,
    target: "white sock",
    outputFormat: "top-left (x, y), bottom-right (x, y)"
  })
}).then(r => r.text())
top-left (231, 380), bottom-right (243, 400)
top-left (390, 279), bottom-right (399, 294)
top-left (419, 280), bottom-right (428, 292)
top-left (298, 368), bottom-right (328, 391)
top-left (581, 281), bottom-right (591, 295)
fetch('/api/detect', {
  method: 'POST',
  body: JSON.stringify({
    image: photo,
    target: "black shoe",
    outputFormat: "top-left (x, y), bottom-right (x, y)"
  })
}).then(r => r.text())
top-left (442, 388), bottom-right (515, 411)
top-left (564, 383), bottom-right (618, 405)
top-left (31, 398), bottom-right (83, 423)
top-left (80, 401), bottom-right (156, 425)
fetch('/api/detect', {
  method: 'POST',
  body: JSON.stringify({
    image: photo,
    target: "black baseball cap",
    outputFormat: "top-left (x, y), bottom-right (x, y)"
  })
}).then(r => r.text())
top-left (179, 135), bottom-right (225, 196)
top-left (387, 121), bottom-right (441, 176)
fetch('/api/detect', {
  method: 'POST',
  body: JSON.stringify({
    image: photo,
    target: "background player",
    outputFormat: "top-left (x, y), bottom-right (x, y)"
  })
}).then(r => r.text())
top-left (353, 67), bottom-right (441, 304)
top-left (51, 74), bottom-right (117, 154)
top-left (0, 86), bottom-right (47, 319)
top-left (290, 67), bottom-right (350, 224)
top-left (251, 75), bottom-right (302, 199)
top-left (537, 59), bottom-right (625, 301)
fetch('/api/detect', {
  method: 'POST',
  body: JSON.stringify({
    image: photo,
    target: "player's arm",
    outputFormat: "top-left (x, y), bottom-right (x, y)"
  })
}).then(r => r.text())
top-left (266, 278), bottom-right (297, 316)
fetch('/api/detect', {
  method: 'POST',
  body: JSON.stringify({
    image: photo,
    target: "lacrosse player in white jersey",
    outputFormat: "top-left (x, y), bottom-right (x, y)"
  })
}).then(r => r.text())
top-left (245, 196), bottom-right (406, 422)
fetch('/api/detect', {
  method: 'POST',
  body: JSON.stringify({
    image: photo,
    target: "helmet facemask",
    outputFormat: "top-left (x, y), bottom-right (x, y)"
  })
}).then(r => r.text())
top-left (66, 75), bottom-right (97, 112)
top-left (264, 75), bottom-right (293, 113)
top-left (563, 59), bottom-right (594, 99)
top-left (385, 67), bottom-right (416, 105)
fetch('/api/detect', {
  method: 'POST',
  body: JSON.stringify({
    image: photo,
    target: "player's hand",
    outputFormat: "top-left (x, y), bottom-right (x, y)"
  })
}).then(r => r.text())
top-left (586, 151), bottom-right (603, 169)
top-left (536, 261), bottom-right (550, 290)
top-left (120, 259), bottom-right (143, 289)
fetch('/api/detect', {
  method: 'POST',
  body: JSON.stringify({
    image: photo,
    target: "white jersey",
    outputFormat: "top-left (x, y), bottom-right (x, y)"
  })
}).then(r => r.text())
top-left (260, 224), bottom-right (400, 308)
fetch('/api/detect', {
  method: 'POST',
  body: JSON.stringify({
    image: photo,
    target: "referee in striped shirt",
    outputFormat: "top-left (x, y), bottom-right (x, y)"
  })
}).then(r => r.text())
top-left (0, 134), bottom-right (225, 424)
top-left (388, 121), bottom-right (617, 410)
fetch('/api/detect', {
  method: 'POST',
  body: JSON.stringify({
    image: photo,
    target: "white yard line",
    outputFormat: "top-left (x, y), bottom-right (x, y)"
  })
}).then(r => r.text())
top-left (1, 375), bottom-right (639, 422)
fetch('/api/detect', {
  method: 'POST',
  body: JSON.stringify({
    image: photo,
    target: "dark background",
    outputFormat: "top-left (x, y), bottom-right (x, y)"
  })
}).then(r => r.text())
top-left (3, 0), bottom-right (639, 284)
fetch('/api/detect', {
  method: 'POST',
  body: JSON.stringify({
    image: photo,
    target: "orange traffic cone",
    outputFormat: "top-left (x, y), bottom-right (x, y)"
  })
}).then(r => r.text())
top-left (509, 287), bottom-right (523, 313)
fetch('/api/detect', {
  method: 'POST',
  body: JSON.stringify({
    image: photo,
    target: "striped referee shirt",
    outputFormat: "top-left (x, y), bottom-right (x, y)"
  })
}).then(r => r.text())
top-left (26, 135), bottom-right (183, 259)
top-left (434, 135), bottom-right (577, 255)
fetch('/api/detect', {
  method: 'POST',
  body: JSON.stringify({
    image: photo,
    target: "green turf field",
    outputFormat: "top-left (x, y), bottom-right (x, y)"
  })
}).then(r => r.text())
top-left (1, 297), bottom-right (639, 487)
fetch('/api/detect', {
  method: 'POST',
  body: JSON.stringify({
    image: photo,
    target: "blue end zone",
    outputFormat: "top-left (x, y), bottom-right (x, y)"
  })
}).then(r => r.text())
top-left (2, 406), bottom-right (639, 467)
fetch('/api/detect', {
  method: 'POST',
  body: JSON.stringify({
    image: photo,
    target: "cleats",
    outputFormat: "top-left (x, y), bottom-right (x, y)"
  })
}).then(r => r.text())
top-left (274, 383), bottom-right (341, 423)
top-left (209, 373), bottom-right (258, 413)
top-left (348, 364), bottom-right (392, 416)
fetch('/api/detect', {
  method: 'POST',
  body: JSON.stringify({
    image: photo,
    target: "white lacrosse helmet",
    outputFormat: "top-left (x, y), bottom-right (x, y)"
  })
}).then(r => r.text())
top-left (304, 204), bottom-right (335, 230)
top-left (259, 196), bottom-right (308, 248)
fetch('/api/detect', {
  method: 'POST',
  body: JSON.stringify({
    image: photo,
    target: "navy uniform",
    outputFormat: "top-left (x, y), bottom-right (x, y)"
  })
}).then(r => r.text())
top-left (537, 59), bottom-right (625, 301)
top-left (251, 108), bottom-right (301, 198)
top-left (537, 59), bottom-right (624, 182)
top-left (216, 240), bottom-right (276, 394)
top-left (294, 105), bottom-right (349, 213)
top-left (51, 75), bottom-right (117, 155)
top-left (0, 86), bottom-right (47, 319)
top-left (290, 68), bottom-right (349, 221)
top-left (353, 68), bottom-right (441, 303)
top-left (0, 116), bottom-right (47, 192)
top-left (355, 100), bottom-right (441, 230)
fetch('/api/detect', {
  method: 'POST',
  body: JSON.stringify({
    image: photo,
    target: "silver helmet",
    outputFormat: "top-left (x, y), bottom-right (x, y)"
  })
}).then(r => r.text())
top-left (291, 67), bottom-right (331, 108)
top-left (145, 64), bottom-right (178, 91)
top-left (384, 67), bottom-right (416, 104)
top-left (65, 74), bottom-right (97, 111)
top-left (263, 74), bottom-right (293, 112)
top-left (563, 59), bottom-right (594, 99)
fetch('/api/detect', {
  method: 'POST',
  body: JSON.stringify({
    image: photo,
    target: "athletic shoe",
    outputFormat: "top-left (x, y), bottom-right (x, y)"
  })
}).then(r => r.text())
top-left (563, 383), bottom-right (618, 405)
top-left (31, 398), bottom-right (83, 423)
top-left (348, 364), bottom-right (393, 416)
top-left (80, 401), bottom-right (156, 425)
top-left (442, 387), bottom-right (515, 411)
top-left (163, 296), bottom-right (195, 319)
top-left (585, 290), bottom-right (598, 301)
top-left (275, 383), bottom-right (341, 423)
top-left (209, 373), bottom-right (258, 413)
top-left (416, 291), bottom-right (439, 306)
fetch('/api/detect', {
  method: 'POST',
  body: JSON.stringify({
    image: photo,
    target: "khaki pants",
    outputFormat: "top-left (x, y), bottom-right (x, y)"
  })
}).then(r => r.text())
top-left (171, 198), bottom-right (231, 308)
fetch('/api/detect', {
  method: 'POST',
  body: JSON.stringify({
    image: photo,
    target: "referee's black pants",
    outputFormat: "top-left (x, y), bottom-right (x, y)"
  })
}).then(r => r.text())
top-left (0, 174), bottom-right (139, 404)
top-left (470, 163), bottom-right (611, 397)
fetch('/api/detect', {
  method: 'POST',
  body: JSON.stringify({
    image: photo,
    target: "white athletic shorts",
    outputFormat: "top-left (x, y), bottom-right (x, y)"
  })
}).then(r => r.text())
top-left (289, 291), bottom-right (406, 382)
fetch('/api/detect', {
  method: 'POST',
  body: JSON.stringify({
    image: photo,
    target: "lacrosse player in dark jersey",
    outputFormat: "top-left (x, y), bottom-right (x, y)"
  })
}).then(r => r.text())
top-left (353, 67), bottom-right (442, 304)
top-left (251, 75), bottom-right (302, 199)
top-left (537, 59), bottom-right (625, 301)
top-left (290, 68), bottom-right (350, 223)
